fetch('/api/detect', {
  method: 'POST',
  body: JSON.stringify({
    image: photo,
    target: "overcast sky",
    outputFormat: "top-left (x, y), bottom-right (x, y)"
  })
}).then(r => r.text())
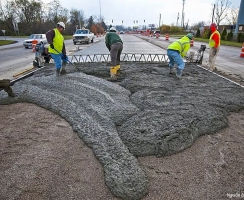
top-left (42, 0), bottom-right (241, 27)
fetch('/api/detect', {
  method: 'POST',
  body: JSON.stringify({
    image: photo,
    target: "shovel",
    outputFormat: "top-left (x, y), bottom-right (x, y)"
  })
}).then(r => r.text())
top-left (52, 47), bottom-right (81, 71)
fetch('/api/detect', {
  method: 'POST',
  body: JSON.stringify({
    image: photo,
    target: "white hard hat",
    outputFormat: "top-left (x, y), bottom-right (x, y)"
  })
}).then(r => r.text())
top-left (57, 22), bottom-right (65, 29)
top-left (110, 27), bottom-right (116, 31)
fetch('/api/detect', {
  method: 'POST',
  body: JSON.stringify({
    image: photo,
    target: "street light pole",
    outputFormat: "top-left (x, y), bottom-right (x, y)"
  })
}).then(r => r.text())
top-left (99, 0), bottom-right (101, 21)
top-left (181, 0), bottom-right (186, 28)
top-left (212, 4), bottom-right (215, 23)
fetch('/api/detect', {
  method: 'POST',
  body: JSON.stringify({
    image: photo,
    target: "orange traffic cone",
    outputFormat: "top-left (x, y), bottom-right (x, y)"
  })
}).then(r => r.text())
top-left (240, 42), bottom-right (244, 58)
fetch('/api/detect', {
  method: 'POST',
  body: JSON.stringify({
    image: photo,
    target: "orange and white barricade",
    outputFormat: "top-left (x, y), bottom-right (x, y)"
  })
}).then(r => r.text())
top-left (240, 42), bottom-right (244, 58)
top-left (190, 39), bottom-right (194, 47)
top-left (32, 40), bottom-right (38, 52)
top-left (165, 34), bottom-right (169, 41)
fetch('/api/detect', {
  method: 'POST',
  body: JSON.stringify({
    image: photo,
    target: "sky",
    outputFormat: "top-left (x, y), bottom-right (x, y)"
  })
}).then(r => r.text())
top-left (42, 0), bottom-right (241, 27)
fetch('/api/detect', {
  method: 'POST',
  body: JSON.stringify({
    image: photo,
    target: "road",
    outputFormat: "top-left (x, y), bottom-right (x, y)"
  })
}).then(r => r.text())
top-left (137, 35), bottom-right (244, 76)
top-left (0, 34), bottom-right (243, 80)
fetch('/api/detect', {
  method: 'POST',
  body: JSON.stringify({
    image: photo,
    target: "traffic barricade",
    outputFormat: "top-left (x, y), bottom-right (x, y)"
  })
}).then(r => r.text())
top-left (156, 33), bottom-right (159, 39)
top-left (190, 39), bottom-right (194, 47)
top-left (165, 34), bottom-right (169, 40)
top-left (240, 42), bottom-right (244, 58)
top-left (32, 40), bottom-right (38, 52)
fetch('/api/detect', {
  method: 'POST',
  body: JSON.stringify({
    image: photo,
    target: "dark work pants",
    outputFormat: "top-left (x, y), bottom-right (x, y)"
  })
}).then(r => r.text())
top-left (110, 42), bottom-right (123, 66)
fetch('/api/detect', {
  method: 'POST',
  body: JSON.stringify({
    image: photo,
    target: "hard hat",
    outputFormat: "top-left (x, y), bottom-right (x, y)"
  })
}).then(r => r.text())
top-left (109, 27), bottom-right (116, 31)
top-left (57, 22), bottom-right (65, 29)
top-left (186, 33), bottom-right (193, 40)
top-left (210, 23), bottom-right (217, 29)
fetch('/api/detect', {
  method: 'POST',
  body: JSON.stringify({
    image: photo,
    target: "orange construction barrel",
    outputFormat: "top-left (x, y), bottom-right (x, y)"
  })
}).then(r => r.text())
top-left (32, 40), bottom-right (38, 52)
top-left (165, 34), bottom-right (169, 41)
top-left (240, 42), bottom-right (244, 58)
top-left (190, 39), bottom-right (194, 47)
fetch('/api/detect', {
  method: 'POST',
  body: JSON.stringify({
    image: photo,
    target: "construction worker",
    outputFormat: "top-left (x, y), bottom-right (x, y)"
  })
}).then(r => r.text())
top-left (167, 33), bottom-right (193, 78)
top-left (46, 22), bottom-right (67, 75)
top-left (208, 23), bottom-right (220, 71)
top-left (105, 27), bottom-right (123, 80)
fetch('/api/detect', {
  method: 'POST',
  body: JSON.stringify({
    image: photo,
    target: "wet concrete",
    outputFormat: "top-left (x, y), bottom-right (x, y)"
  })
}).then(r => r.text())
top-left (1, 62), bottom-right (244, 199)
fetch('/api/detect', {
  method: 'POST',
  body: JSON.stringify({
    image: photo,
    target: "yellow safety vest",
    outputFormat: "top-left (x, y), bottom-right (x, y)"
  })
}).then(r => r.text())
top-left (48, 28), bottom-right (64, 54)
top-left (209, 30), bottom-right (220, 48)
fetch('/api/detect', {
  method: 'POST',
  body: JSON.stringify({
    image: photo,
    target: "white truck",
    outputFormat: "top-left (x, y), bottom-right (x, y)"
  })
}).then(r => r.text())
top-left (73, 29), bottom-right (94, 45)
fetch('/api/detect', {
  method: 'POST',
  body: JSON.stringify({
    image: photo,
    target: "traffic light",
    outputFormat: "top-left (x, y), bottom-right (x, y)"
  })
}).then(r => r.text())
top-left (112, 20), bottom-right (113, 23)
top-left (144, 20), bottom-right (145, 22)
top-left (122, 20), bottom-right (123, 23)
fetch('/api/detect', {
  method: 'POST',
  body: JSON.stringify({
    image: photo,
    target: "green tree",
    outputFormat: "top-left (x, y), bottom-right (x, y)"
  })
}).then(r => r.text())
top-left (221, 28), bottom-right (227, 40)
top-left (226, 31), bottom-right (233, 41)
top-left (196, 29), bottom-right (200, 38)
top-left (69, 9), bottom-right (85, 31)
top-left (86, 16), bottom-right (94, 30)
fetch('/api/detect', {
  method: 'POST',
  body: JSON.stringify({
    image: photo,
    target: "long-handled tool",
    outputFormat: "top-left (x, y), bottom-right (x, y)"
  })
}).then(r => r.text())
top-left (52, 47), bottom-right (81, 71)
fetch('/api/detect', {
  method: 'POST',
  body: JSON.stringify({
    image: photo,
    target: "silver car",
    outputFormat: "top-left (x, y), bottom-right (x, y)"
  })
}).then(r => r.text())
top-left (23, 34), bottom-right (47, 49)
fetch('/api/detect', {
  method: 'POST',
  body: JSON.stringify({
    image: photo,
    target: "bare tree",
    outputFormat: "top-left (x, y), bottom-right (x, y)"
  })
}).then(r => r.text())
top-left (226, 7), bottom-right (239, 25)
top-left (213, 0), bottom-right (232, 26)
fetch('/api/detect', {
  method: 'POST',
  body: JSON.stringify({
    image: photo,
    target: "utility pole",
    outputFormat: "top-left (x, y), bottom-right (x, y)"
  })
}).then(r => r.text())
top-left (176, 12), bottom-right (179, 26)
top-left (99, 0), bottom-right (102, 21)
top-left (78, 11), bottom-right (81, 29)
top-left (211, 4), bottom-right (215, 23)
top-left (181, 0), bottom-right (186, 28)
top-left (159, 13), bottom-right (161, 30)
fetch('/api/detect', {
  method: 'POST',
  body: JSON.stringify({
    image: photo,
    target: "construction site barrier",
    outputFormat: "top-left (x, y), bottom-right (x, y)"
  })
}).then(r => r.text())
top-left (190, 39), bottom-right (194, 47)
top-left (240, 42), bottom-right (244, 58)
top-left (70, 53), bottom-right (169, 63)
top-left (165, 34), bottom-right (169, 41)
top-left (32, 40), bottom-right (38, 52)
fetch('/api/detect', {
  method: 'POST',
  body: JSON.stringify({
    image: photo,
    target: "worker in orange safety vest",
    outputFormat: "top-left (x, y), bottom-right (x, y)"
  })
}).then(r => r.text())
top-left (208, 23), bottom-right (221, 71)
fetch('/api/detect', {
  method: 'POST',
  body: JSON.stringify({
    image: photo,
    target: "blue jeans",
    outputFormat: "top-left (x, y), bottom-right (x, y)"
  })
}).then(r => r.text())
top-left (50, 53), bottom-right (66, 69)
top-left (167, 50), bottom-right (185, 70)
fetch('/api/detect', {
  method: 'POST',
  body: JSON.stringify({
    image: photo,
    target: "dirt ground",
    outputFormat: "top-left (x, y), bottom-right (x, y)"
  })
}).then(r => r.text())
top-left (1, 103), bottom-right (244, 200)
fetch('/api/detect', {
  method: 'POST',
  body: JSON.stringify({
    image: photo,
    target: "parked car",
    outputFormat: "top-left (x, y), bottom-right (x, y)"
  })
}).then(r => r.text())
top-left (23, 34), bottom-right (47, 49)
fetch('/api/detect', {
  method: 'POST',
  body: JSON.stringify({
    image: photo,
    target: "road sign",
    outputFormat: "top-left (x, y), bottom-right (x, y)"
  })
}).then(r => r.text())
top-left (2, 30), bottom-right (6, 40)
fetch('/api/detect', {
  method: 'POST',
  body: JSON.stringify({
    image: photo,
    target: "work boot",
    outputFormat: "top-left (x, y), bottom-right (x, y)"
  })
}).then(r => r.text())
top-left (56, 68), bottom-right (61, 76)
top-left (60, 65), bottom-right (67, 75)
top-left (108, 66), bottom-right (117, 81)
top-left (115, 65), bottom-right (121, 75)
top-left (176, 69), bottom-right (182, 78)
top-left (169, 67), bottom-right (174, 74)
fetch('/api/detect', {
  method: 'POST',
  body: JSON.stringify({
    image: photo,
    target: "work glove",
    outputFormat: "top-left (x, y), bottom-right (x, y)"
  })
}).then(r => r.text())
top-left (212, 47), bottom-right (217, 56)
top-left (50, 43), bottom-right (54, 49)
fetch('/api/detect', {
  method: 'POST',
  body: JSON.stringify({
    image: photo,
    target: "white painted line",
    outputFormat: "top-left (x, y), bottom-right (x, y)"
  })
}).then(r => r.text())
top-left (197, 64), bottom-right (244, 88)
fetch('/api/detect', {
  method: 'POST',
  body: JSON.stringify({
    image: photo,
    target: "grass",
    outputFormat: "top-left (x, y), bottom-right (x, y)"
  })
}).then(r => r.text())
top-left (193, 37), bottom-right (243, 48)
top-left (0, 40), bottom-right (16, 46)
